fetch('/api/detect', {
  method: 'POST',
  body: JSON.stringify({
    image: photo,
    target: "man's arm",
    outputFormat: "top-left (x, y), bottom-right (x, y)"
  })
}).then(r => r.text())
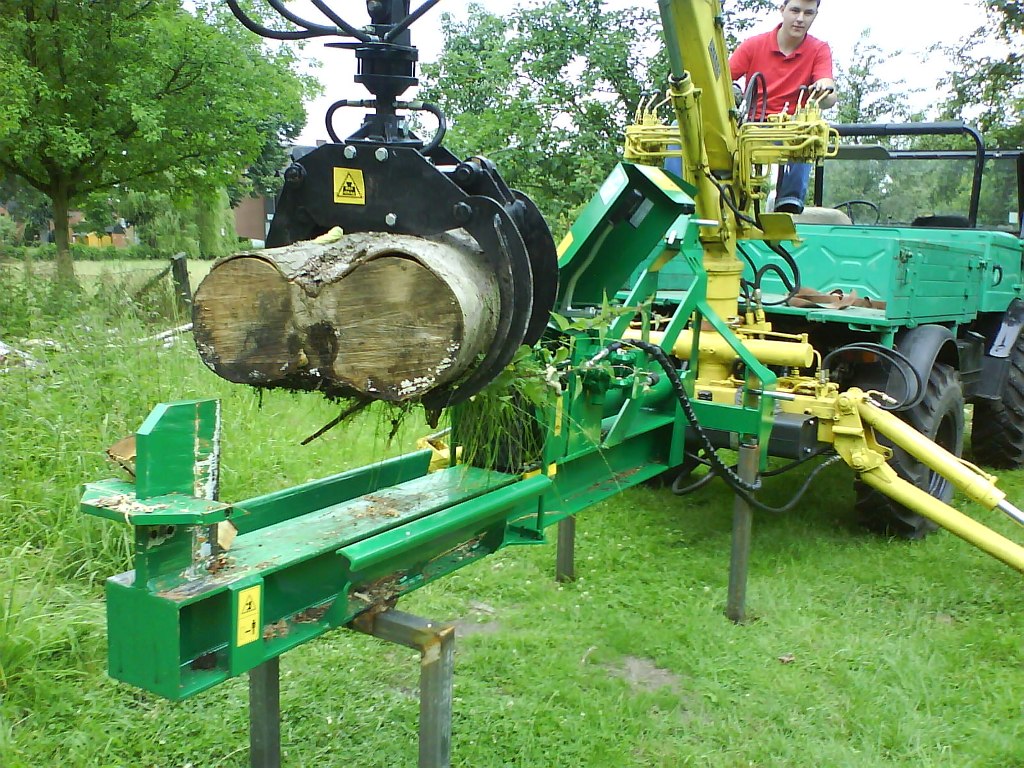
top-left (810, 44), bottom-right (837, 109)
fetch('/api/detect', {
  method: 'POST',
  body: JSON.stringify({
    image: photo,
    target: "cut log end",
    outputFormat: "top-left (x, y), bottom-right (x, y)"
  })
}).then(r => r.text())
top-left (193, 232), bottom-right (500, 402)
top-left (316, 255), bottom-right (466, 397)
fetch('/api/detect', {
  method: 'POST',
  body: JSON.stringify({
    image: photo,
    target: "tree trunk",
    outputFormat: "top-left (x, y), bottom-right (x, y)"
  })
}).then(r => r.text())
top-left (192, 230), bottom-right (501, 402)
top-left (51, 183), bottom-right (74, 283)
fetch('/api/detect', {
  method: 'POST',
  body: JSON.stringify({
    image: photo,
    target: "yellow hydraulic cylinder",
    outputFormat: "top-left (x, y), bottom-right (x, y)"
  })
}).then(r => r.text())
top-left (626, 329), bottom-right (815, 369)
top-left (857, 399), bottom-right (1006, 510)
top-left (859, 465), bottom-right (1024, 573)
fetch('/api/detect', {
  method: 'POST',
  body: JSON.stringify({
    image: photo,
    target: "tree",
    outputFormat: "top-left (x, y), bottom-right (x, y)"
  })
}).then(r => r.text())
top-left (227, 114), bottom-right (305, 206)
top-left (420, 0), bottom-right (661, 223)
top-left (0, 1), bottom-right (313, 281)
top-left (420, 0), bottom-right (792, 224)
top-left (941, 0), bottom-right (1024, 147)
top-left (0, 32), bottom-right (32, 143)
top-left (0, 174), bottom-right (52, 244)
top-left (834, 32), bottom-right (917, 124)
top-left (722, 0), bottom-right (778, 47)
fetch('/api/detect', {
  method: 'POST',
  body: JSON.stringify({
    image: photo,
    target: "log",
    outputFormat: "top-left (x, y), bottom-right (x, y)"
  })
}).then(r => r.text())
top-left (192, 231), bottom-right (500, 402)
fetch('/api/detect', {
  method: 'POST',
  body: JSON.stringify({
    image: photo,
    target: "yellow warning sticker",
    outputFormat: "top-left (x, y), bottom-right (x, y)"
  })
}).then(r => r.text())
top-left (236, 585), bottom-right (261, 647)
top-left (333, 167), bottom-right (366, 205)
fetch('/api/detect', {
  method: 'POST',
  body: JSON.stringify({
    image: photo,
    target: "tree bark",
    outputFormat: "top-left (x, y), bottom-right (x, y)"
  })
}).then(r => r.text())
top-left (51, 182), bottom-right (75, 283)
top-left (193, 230), bottom-right (501, 402)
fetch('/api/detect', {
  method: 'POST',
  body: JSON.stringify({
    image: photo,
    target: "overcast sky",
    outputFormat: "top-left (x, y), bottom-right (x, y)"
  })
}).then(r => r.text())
top-left (290, 0), bottom-right (992, 143)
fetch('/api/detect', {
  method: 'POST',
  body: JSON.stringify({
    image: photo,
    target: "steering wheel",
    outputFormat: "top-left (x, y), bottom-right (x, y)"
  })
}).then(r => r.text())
top-left (833, 199), bottom-right (881, 225)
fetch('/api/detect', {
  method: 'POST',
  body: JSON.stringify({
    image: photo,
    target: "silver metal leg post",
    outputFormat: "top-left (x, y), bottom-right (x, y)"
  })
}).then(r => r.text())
top-left (353, 609), bottom-right (455, 768)
top-left (249, 657), bottom-right (281, 768)
top-left (727, 441), bottom-right (760, 624)
top-left (556, 515), bottom-right (576, 583)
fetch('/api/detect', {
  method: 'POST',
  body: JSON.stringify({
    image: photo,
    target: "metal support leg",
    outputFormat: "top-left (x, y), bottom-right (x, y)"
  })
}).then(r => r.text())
top-left (556, 515), bottom-right (576, 583)
top-left (249, 657), bottom-right (281, 768)
top-left (353, 609), bottom-right (455, 768)
top-left (726, 442), bottom-right (760, 624)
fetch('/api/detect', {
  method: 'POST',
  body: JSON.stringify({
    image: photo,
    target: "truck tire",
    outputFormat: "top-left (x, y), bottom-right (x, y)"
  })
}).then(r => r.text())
top-left (854, 363), bottom-right (964, 539)
top-left (971, 334), bottom-right (1024, 468)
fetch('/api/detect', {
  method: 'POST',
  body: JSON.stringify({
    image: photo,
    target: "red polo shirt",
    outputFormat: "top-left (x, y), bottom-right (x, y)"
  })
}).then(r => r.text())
top-left (729, 25), bottom-right (833, 114)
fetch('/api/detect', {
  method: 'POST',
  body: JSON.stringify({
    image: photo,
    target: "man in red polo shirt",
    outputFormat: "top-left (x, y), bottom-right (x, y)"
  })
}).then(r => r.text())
top-left (730, 0), bottom-right (837, 213)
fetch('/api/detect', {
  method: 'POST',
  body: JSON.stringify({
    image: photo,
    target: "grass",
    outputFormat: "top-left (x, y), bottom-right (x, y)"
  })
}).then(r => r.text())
top-left (2, 260), bottom-right (1024, 767)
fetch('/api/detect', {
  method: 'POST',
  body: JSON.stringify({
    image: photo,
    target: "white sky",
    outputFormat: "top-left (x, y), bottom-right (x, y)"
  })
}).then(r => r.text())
top-left (292, 0), bottom-right (992, 144)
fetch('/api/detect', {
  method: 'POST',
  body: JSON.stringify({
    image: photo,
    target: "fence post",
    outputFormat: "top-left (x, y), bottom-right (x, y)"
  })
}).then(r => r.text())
top-left (170, 252), bottom-right (192, 314)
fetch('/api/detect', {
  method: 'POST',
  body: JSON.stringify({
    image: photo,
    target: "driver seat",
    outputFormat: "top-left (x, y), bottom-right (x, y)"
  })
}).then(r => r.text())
top-left (791, 206), bottom-right (853, 226)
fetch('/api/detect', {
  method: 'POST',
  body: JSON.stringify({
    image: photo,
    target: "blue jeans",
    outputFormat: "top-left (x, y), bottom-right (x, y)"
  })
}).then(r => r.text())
top-left (776, 162), bottom-right (812, 212)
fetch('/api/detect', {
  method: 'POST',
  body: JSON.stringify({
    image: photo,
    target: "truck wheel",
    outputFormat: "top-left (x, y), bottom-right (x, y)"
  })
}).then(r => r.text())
top-left (971, 334), bottom-right (1024, 468)
top-left (854, 363), bottom-right (964, 539)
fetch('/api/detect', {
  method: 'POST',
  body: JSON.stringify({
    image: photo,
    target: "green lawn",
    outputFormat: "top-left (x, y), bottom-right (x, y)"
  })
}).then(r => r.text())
top-left (1, 264), bottom-right (1023, 767)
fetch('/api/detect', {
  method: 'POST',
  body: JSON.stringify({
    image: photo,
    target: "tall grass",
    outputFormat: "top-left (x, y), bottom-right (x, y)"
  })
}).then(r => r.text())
top-left (0, 262), bottom-right (425, 761)
top-left (2, 260), bottom-right (1023, 766)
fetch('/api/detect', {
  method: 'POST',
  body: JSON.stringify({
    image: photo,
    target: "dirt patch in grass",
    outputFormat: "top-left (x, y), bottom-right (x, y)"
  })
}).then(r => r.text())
top-left (605, 656), bottom-right (680, 693)
top-left (451, 600), bottom-right (503, 637)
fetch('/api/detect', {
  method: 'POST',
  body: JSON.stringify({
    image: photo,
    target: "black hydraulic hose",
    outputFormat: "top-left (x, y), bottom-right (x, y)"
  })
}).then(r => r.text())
top-left (265, 0), bottom-right (339, 36)
top-left (416, 102), bottom-right (448, 154)
top-left (741, 72), bottom-right (768, 124)
top-left (384, 0), bottom-right (445, 42)
top-left (704, 170), bottom-right (758, 227)
top-left (226, 0), bottom-right (337, 39)
top-left (616, 339), bottom-right (761, 494)
top-left (737, 242), bottom-right (800, 307)
top-left (672, 453), bottom-right (844, 513)
top-left (309, 0), bottom-right (374, 41)
top-left (607, 340), bottom-right (842, 513)
top-left (762, 445), bottom-right (833, 477)
top-left (763, 240), bottom-right (802, 305)
top-left (325, 99), bottom-right (357, 143)
top-left (672, 466), bottom-right (717, 495)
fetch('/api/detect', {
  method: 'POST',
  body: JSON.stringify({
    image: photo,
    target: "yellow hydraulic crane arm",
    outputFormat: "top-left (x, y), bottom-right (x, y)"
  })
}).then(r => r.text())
top-left (623, 0), bottom-right (1024, 576)
top-left (654, 0), bottom-right (744, 324)
top-left (656, 0), bottom-right (738, 189)
top-left (636, 0), bottom-right (840, 256)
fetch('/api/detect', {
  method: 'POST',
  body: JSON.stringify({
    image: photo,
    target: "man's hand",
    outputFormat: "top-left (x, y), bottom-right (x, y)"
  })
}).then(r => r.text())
top-left (809, 78), bottom-right (838, 109)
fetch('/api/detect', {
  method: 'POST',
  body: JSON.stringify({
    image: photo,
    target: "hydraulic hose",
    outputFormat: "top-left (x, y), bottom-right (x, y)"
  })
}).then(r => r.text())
top-left (601, 339), bottom-right (841, 513)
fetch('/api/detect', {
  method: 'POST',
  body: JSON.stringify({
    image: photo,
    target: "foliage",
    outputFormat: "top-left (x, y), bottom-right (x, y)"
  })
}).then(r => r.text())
top-left (421, 0), bottom-right (664, 223)
top-left (195, 188), bottom-right (238, 260)
top-left (0, 0), bottom-right (312, 280)
top-left (456, 345), bottom-right (564, 472)
top-left (833, 31), bottom-right (918, 124)
top-left (0, 242), bottom-right (204, 264)
top-left (721, 0), bottom-right (779, 47)
top-left (0, 215), bottom-right (18, 247)
top-left (0, 32), bottom-right (32, 143)
top-left (941, 0), bottom-right (1024, 147)
top-left (226, 115), bottom-right (303, 206)
top-left (420, 0), bottom-right (813, 225)
top-left (0, 175), bottom-right (52, 245)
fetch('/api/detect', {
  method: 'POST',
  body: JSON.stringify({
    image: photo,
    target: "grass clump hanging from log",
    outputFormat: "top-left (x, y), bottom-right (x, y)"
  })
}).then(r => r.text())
top-left (454, 344), bottom-right (567, 474)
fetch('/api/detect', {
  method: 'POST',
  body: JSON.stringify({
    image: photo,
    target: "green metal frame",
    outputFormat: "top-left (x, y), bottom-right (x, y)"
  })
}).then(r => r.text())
top-left (82, 161), bottom-right (778, 702)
